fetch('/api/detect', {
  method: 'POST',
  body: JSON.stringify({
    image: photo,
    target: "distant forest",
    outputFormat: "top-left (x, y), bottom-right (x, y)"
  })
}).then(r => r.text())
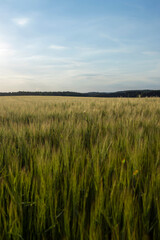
top-left (0, 90), bottom-right (160, 97)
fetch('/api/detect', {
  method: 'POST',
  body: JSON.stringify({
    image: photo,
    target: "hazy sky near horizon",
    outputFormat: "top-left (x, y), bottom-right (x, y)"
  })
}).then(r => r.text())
top-left (0, 0), bottom-right (160, 92)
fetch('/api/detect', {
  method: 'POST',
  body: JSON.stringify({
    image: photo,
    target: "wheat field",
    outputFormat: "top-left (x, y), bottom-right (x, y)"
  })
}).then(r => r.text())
top-left (0, 96), bottom-right (160, 240)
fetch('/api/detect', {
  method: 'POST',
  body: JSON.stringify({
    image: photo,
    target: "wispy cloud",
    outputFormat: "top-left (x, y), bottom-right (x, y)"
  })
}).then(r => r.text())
top-left (49, 45), bottom-right (67, 50)
top-left (75, 46), bottom-right (130, 56)
top-left (142, 51), bottom-right (159, 56)
top-left (13, 18), bottom-right (30, 26)
top-left (99, 33), bottom-right (120, 43)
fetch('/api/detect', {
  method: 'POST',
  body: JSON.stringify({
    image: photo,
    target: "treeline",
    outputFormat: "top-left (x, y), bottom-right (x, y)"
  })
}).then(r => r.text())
top-left (0, 90), bottom-right (160, 97)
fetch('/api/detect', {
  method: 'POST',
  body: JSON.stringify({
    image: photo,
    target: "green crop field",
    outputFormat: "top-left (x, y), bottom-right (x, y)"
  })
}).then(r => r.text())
top-left (0, 96), bottom-right (160, 240)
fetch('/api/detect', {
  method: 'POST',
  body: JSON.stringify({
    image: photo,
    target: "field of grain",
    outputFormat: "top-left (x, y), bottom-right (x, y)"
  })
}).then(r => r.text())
top-left (0, 96), bottom-right (160, 240)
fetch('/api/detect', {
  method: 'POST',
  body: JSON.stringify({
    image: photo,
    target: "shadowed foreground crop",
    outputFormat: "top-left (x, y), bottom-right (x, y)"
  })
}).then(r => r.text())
top-left (0, 96), bottom-right (160, 240)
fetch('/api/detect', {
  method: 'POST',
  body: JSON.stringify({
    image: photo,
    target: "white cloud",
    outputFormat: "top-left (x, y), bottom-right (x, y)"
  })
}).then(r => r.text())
top-left (0, 42), bottom-right (10, 50)
top-left (49, 45), bottom-right (67, 50)
top-left (13, 18), bottom-right (30, 26)
top-left (0, 42), bottom-right (15, 58)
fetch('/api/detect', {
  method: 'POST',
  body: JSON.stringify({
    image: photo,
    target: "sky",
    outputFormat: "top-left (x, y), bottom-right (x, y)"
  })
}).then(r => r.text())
top-left (0, 0), bottom-right (160, 92)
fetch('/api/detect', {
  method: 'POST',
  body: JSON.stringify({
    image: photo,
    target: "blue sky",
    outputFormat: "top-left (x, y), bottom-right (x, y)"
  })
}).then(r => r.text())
top-left (0, 0), bottom-right (160, 92)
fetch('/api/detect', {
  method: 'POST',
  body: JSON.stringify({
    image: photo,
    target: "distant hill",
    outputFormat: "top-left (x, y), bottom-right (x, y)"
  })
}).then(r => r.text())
top-left (0, 90), bottom-right (160, 97)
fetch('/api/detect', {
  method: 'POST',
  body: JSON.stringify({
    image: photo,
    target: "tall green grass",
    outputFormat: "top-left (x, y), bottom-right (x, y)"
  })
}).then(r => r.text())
top-left (0, 96), bottom-right (160, 239)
